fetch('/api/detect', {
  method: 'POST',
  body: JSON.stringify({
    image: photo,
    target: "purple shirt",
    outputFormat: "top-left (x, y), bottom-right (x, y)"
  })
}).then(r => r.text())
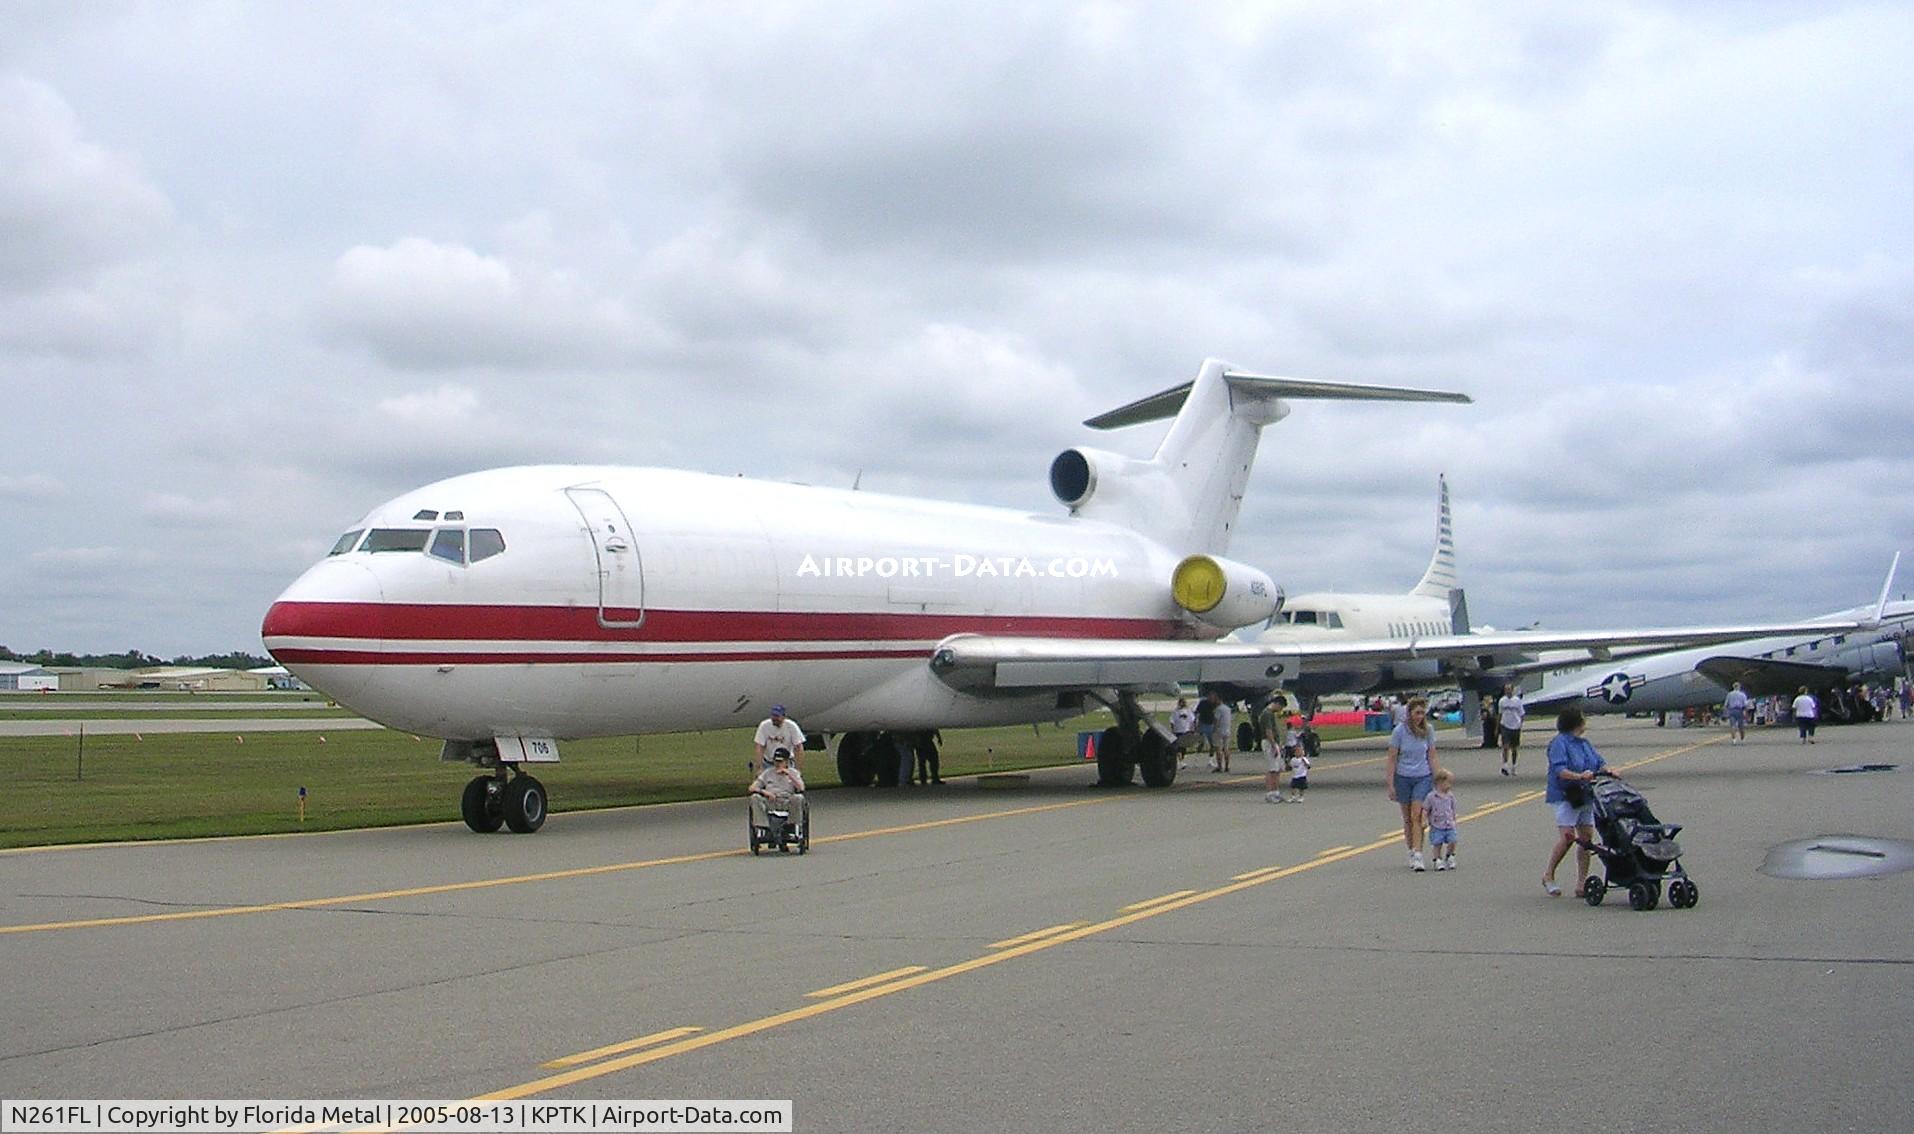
top-left (1424, 788), bottom-right (1458, 830)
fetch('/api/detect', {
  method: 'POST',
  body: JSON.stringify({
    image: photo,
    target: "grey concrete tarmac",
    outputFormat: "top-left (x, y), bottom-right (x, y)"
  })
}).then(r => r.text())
top-left (3, 716), bottom-right (1910, 1133)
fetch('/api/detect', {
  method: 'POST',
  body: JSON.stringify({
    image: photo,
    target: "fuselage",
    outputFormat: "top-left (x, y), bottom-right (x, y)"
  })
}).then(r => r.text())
top-left (263, 465), bottom-right (1202, 740)
top-left (1250, 590), bottom-right (1458, 693)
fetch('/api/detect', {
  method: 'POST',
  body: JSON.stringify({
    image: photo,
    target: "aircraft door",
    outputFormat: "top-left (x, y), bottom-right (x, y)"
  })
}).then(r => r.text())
top-left (565, 486), bottom-right (645, 628)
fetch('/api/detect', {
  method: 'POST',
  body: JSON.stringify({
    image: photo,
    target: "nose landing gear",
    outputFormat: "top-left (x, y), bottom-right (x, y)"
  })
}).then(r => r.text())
top-left (446, 739), bottom-right (550, 833)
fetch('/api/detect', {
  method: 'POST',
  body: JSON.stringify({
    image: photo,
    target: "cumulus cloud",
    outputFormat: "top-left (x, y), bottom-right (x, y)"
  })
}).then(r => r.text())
top-left (0, 473), bottom-right (65, 499)
top-left (142, 492), bottom-right (233, 526)
top-left (0, 73), bottom-right (172, 294)
top-left (321, 237), bottom-right (651, 369)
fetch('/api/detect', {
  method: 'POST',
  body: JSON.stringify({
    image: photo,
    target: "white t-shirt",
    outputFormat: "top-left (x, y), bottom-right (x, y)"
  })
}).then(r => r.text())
top-left (1791, 694), bottom-right (1817, 720)
top-left (1170, 707), bottom-right (1196, 735)
top-left (1497, 695), bottom-right (1526, 731)
top-left (755, 717), bottom-right (806, 762)
top-left (1289, 753), bottom-right (1311, 779)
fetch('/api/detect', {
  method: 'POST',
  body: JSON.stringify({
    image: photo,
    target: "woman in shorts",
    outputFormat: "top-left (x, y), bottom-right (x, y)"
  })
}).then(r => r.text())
top-left (1386, 697), bottom-right (1442, 872)
top-left (1542, 707), bottom-right (1610, 897)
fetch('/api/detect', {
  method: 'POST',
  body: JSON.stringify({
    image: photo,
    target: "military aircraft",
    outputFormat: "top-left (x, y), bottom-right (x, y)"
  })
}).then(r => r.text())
top-left (1525, 555), bottom-right (1909, 719)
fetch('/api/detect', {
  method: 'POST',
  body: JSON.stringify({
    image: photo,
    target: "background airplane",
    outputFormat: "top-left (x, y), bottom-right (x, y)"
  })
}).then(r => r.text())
top-left (1525, 556), bottom-right (1910, 720)
top-left (1238, 478), bottom-right (1867, 735)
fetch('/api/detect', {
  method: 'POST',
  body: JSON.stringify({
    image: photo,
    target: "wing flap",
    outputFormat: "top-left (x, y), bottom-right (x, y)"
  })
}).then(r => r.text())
top-left (1694, 656), bottom-right (1849, 698)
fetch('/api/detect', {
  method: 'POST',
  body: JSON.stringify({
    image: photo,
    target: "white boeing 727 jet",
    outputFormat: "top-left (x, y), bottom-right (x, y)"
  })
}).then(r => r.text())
top-left (262, 359), bottom-right (1847, 832)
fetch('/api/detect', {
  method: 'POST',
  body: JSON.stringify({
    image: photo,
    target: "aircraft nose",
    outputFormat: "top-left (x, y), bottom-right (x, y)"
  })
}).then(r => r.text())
top-left (261, 560), bottom-right (387, 703)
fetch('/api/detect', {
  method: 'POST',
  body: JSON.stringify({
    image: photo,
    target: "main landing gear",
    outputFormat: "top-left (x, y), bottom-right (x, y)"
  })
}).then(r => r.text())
top-left (834, 729), bottom-right (941, 787)
top-left (1093, 692), bottom-right (1177, 789)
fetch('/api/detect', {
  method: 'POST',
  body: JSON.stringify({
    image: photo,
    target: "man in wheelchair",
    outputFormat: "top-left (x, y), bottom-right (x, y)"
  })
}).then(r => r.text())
top-left (748, 747), bottom-right (809, 854)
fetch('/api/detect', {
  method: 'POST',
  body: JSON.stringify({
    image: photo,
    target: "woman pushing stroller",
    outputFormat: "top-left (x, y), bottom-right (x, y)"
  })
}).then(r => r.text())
top-left (1542, 708), bottom-right (1609, 898)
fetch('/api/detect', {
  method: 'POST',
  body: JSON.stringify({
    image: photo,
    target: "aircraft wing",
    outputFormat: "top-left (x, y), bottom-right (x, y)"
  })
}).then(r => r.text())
top-left (929, 620), bottom-right (1861, 693)
top-left (1692, 656), bottom-right (1852, 698)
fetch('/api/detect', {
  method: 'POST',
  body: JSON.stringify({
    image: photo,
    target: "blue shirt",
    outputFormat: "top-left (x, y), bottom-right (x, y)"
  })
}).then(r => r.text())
top-left (1546, 732), bottom-right (1605, 803)
top-left (1389, 722), bottom-right (1434, 778)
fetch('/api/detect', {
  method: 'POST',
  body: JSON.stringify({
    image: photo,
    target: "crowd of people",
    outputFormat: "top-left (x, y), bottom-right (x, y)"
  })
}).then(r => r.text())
top-left (750, 673), bottom-right (1906, 892)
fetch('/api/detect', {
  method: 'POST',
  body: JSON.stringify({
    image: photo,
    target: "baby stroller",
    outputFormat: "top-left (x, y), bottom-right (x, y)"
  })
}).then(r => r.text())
top-left (1578, 773), bottom-right (1697, 911)
top-left (749, 793), bottom-right (809, 856)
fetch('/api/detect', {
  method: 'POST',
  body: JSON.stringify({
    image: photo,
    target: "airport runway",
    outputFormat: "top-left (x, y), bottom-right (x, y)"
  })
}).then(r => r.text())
top-left (3, 717), bottom-right (1910, 1132)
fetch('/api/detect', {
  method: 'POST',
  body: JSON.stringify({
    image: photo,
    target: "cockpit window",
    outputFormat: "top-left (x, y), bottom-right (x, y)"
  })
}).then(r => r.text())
top-left (428, 528), bottom-right (466, 564)
top-left (469, 528), bottom-right (507, 563)
top-left (329, 529), bottom-right (365, 556)
top-left (362, 529), bottom-right (432, 553)
top-left (413, 510), bottom-right (439, 521)
top-left (444, 510), bottom-right (464, 521)
top-left (1291, 610), bottom-right (1318, 625)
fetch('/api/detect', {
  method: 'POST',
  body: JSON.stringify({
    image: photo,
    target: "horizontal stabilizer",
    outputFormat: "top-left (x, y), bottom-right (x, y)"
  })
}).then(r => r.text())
top-left (1084, 371), bottom-right (1472, 429)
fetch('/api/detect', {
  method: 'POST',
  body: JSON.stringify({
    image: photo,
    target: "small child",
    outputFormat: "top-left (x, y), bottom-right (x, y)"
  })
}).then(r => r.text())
top-left (1425, 768), bottom-right (1458, 870)
top-left (1285, 743), bottom-right (1310, 802)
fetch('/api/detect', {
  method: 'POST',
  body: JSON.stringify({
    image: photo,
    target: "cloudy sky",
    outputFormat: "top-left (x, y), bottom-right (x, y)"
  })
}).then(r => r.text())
top-left (3, 2), bottom-right (1911, 658)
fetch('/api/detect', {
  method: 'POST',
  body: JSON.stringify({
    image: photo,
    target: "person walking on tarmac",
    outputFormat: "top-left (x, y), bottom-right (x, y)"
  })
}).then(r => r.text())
top-left (754, 705), bottom-right (806, 772)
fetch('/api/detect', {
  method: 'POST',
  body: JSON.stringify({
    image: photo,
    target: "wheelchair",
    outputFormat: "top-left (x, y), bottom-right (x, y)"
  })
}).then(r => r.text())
top-left (748, 793), bottom-right (810, 855)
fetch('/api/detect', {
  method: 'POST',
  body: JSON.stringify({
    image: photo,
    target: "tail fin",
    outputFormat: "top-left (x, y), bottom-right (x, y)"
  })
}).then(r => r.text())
top-left (1411, 475), bottom-right (1458, 599)
top-left (1078, 360), bottom-right (1469, 554)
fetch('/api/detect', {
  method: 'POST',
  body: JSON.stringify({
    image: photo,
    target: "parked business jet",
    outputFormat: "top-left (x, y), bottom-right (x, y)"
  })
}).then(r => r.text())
top-left (1249, 475), bottom-right (1473, 698)
top-left (262, 359), bottom-right (1847, 832)
top-left (1525, 556), bottom-right (1910, 718)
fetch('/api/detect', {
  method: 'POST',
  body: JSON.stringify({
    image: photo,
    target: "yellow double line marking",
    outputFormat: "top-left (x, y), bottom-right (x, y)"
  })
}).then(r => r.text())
top-left (539, 1026), bottom-right (704, 1069)
top-left (806, 966), bottom-right (929, 999)
top-left (1121, 890), bottom-right (1196, 913)
top-left (989, 922), bottom-right (1087, 949)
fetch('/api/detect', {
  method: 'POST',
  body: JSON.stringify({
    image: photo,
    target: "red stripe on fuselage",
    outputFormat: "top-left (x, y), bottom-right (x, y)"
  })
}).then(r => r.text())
top-left (268, 647), bottom-right (927, 666)
top-left (262, 602), bottom-right (1182, 644)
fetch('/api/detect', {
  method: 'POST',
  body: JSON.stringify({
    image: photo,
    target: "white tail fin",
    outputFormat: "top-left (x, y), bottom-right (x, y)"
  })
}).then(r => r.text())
top-left (1411, 475), bottom-right (1458, 599)
top-left (1073, 360), bottom-right (1470, 555)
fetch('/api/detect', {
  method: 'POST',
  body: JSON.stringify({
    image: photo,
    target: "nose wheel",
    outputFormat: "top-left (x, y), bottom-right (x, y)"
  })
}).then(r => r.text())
top-left (461, 769), bottom-right (547, 833)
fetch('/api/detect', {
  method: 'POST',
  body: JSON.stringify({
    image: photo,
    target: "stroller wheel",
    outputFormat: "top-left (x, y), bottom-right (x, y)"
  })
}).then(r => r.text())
top-left (1582, 876), bottom-right (1606, 906)
top-left (1628, 882), bottom-right (1657, 911)
top-left (1668, 878), bottom-right (1699, 909)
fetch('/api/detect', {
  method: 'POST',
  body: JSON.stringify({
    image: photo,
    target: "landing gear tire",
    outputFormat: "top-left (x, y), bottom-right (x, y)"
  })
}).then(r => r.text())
top-left (871, 731), bottom-right (904, 788)
top-left (503, 774), bottom-right (547, 833)
top-left (1096, 726), bottom-right (1136, 786)
top-left (1137, 729), bottom-right (1177, 787)
top-left (461, 776), bottom-right (505, 833)
top-left (836, 733), bottom-right (875, 787)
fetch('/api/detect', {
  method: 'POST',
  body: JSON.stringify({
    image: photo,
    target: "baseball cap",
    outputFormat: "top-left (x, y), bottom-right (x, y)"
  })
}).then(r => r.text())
top-left (772, 747), bottom-right (791, 761)
top-left (771, 704), bottom-right (786, 714)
